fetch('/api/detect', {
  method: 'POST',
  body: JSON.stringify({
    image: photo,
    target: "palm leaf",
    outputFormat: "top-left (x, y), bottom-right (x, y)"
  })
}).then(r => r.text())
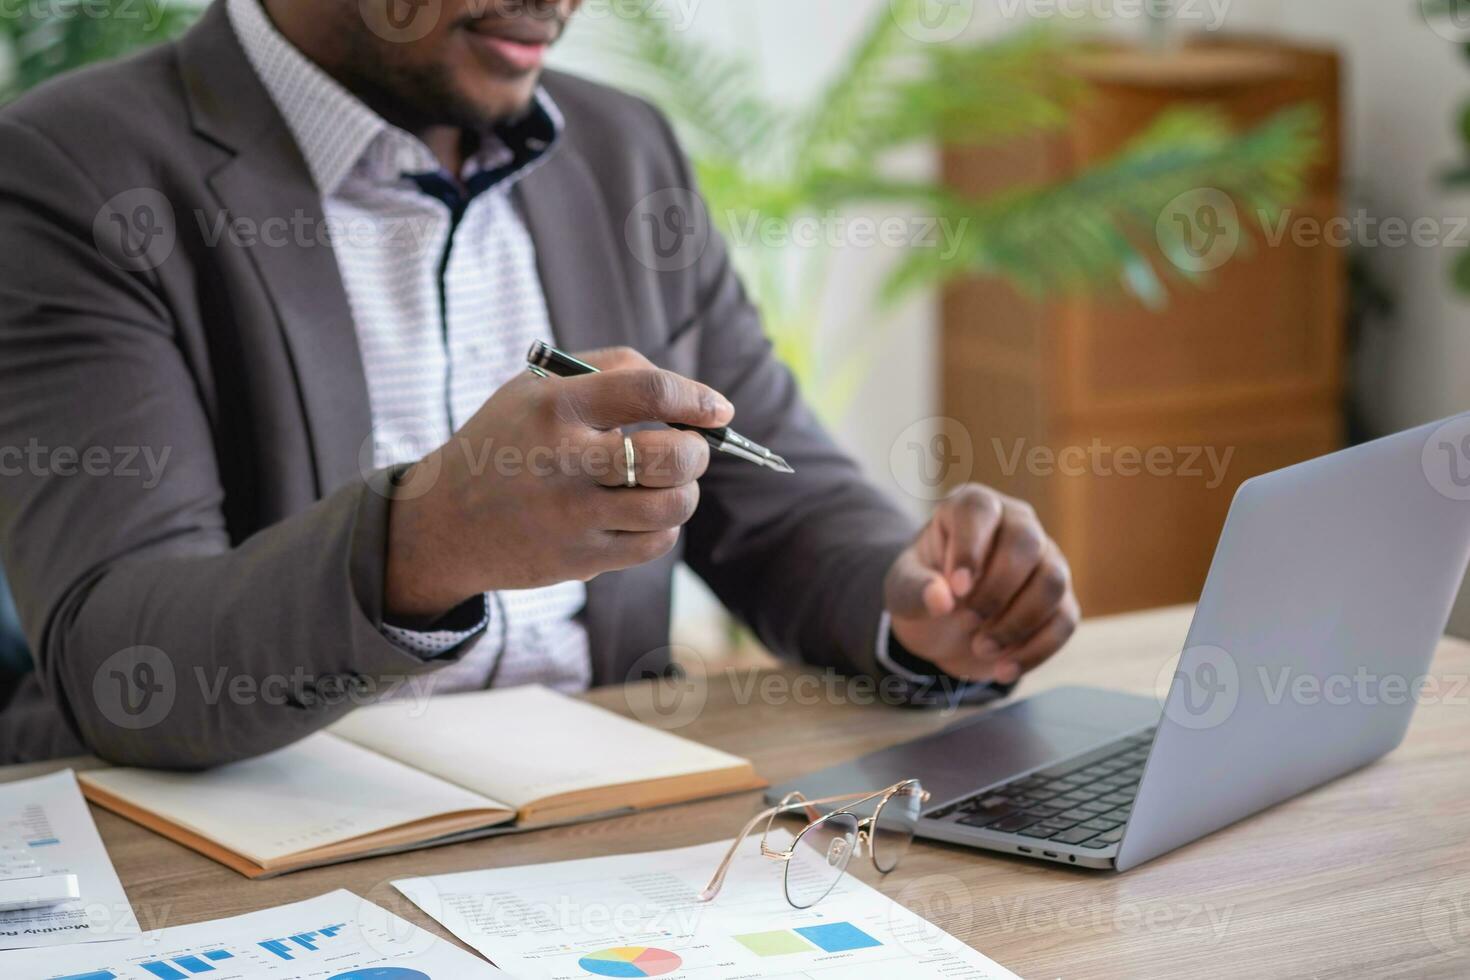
top-left (795, 13), bottom-right (1082, 175)
top-left (883, 105), bottom-right (1322, 303)
top-left (792, 0), bottom-right (921, 176)
top-left (1, 1), bottom-right (199, 102)
top-left (874, 28), bottom-right (1088, 151)
top-left (579, 9), bottom-right (787, 170)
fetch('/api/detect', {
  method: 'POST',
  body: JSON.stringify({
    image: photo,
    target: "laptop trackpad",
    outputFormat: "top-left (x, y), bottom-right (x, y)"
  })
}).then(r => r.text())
top-left (766, 686), bottom-right (1160, 807)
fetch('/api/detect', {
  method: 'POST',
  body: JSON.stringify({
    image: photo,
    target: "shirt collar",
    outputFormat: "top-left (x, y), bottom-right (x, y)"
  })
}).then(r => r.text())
top-left (226, 0), bottom-right (562, 197)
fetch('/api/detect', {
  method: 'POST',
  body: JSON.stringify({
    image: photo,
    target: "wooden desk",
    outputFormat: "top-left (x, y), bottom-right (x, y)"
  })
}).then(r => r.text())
top-left (4, 606), bottom-right (1469, 978)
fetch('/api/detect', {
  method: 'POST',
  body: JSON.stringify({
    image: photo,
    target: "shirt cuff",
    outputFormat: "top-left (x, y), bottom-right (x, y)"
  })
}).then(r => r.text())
top-left (381, 593), bottom-right (491, 659)
top-left (875, 611), bottom-right (1012, 709)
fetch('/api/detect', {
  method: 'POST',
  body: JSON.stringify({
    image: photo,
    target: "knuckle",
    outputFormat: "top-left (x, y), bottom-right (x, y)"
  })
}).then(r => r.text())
top-left (575, 529), bottom-right (616, 563)
top-left (637, 528), bottom-right (681, 563)
top-left (655, 489), bottom-right (683, 527)
top-left (607, 346), bottom-right (644, 368)
top-left (642, 486), bottom-right (698, 528)
top-left (640, 370), bottom-right (681, 414)
top-left (1008, 522), bottom-right (1045, 560)
top-left (970, 582), bottom-right (1002, 615)
top-left (1040, 562), bottom-right (1069, 601)
top-left (673, 482), bottom-right (701, 523)
top-left (642, 435), bottom-right (706, 484)
top-left (637, 443), bottom-right (668, 483)
top-left (674, 434), bottom-right (710, 481)
top-left (973, 632), bottom-right (1002, 660)
top-left (994, 618), bottom-right (1028, 648)
top-left (952, 484), bottom-right (999, 513)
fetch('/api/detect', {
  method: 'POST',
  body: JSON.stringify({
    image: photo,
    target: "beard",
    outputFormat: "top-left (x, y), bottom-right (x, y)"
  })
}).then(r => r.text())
top-left (335, 28), bottom-right (541, 133)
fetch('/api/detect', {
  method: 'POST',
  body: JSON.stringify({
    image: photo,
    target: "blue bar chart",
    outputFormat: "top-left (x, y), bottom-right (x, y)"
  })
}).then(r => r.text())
top-left (258, 922), bottom-right (346, 960)
top-left (8, 891), bottom-right (494, 980)
top-left (139, 964), bottom-right (186, 980)
top-left (44, 924), bottom-right (437, 980)
top-left (137, 948), bottom-right (234, 978)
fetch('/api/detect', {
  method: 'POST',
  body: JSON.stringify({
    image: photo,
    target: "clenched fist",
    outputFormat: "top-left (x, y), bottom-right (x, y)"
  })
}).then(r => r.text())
top-left (384, 348), bottom-right (733, 620)
top-left (884, 485), bottom-right (1079, 685)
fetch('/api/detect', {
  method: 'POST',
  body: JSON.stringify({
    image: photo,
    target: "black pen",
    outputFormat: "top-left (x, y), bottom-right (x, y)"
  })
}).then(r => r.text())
top-left (526, 341), bottom-right (795, 475)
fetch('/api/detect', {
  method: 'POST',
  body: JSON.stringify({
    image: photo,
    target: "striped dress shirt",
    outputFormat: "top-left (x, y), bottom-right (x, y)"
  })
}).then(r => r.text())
top-left (227, 0), bottom-right (591, 693)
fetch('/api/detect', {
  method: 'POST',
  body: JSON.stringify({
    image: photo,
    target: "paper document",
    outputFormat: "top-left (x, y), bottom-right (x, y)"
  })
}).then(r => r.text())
top-left (83, 733), bottom-right (503, 868)
top-left (0, 769), bottom-right (139, 950)
top-left (394, 832), bottom-right (1020, 980)
top-left (329, 685), bottom-right (756, 812)
top-left (0, 888), bottom-right (506, 979)
top-left (76, 686), bottom-right (761, 878)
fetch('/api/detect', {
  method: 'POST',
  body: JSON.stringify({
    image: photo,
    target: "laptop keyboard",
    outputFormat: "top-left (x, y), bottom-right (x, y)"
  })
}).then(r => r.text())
top-left (924, 727), bottom-right (1156, 850)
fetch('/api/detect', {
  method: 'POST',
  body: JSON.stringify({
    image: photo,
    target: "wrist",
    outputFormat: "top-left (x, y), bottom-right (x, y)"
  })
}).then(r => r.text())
top-left (384, 465), bottom-right (468, 621)
top-left (884, 629), bottom-right (940, 681)
top-left (887, 615), bottom-right (929, 665)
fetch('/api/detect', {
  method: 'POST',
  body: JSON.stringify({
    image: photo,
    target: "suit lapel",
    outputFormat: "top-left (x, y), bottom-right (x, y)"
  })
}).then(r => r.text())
top-left (178, 4), bottom-right (371, 496)
top-left (206, 150), bottom-right (372, 496)
top-left (515, 148), bottom-right (638, 359)
top-left (178, 6), bottom-right (655, 673)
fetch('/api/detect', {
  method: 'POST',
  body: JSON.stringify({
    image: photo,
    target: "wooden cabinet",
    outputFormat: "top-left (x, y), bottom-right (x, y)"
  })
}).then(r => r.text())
top-left (941, 38), bottom-right (1344, 616)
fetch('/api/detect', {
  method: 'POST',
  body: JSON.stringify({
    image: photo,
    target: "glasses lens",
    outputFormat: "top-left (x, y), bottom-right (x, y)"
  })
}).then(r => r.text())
top-left (871, 782), bottom-right (924, 873)
top-left (785, 812), bottom-right (859, 909)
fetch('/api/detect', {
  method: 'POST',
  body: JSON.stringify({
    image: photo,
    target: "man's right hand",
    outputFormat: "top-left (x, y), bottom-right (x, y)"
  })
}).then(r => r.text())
top-left (383, 348), bottom-right (734, 621)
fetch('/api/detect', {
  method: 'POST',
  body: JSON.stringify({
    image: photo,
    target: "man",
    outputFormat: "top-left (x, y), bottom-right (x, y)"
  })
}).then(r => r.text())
top-left (0, 0), bottom-right (1079, 768)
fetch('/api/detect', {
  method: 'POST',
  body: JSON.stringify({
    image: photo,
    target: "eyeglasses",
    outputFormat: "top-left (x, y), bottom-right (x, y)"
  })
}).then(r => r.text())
top-left (698, 779), bottom-right (930, 909)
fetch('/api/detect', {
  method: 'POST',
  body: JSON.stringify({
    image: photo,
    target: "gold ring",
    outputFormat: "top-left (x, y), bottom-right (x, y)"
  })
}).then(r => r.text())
top-left (625, 436), bottom-right (637, 488)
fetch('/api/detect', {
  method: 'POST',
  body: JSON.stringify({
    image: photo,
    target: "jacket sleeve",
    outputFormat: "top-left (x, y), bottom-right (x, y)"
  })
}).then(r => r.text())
top-left (0, 118), bottom-right (464, 770)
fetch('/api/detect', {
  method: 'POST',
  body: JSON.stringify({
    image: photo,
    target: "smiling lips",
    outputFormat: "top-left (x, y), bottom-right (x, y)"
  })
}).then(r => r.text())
top-left (462, 18), bottom-right (557, 73)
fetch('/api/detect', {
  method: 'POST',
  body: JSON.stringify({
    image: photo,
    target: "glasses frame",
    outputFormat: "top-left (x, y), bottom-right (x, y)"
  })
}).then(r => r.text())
top-left (697, 779), bottom-right (930, 907)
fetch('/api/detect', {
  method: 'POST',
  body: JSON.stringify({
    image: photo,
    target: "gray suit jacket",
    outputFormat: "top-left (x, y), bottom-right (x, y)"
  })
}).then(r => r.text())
top-left (0, 3), bottom-right (937, 768)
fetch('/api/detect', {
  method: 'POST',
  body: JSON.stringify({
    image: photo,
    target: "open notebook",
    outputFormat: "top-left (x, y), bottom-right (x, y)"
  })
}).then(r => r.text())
top-left (78, 685), bottom-right (764, 878)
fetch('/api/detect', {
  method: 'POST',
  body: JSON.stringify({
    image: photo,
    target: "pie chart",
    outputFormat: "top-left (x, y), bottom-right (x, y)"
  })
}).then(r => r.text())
top-left (578, 945), bottom-right (683, 977)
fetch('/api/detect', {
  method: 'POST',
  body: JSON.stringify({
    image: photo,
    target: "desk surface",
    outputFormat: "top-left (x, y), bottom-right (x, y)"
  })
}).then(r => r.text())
top-left (4, 606), bottom-right (1469, 978)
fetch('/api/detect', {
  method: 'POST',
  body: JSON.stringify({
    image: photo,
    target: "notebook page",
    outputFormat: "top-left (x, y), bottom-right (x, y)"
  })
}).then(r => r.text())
top-left (80, 733), bottom-right (509, 865)
top-left (329, 685), bottom-right (750, 809)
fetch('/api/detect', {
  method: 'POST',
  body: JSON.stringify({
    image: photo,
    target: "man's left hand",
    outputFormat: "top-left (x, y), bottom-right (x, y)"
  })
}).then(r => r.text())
top-left (883, 485), bottom-right (1080, 686)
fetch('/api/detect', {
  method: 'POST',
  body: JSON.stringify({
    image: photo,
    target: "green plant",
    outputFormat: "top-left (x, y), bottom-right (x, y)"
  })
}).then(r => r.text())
top-left (588, 1), bottom-right (1321, 420)
top-left (1, 2), bottom-right (1322, 422)
top-left (0, 0), bottom-right (200, 103)
top-left (1423, 0), bottom-right (1470, 293)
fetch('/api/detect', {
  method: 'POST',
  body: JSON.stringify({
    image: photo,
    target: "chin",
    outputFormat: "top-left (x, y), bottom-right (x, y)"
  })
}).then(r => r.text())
top-left (455, 73), bottom-right (542, 124)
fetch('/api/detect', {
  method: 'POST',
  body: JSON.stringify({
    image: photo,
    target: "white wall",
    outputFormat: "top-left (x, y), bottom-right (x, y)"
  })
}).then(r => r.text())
top-left (1197, 0), bottom-right (1470, 431)
top-left (1201, 0), bottom-right (1470, 631)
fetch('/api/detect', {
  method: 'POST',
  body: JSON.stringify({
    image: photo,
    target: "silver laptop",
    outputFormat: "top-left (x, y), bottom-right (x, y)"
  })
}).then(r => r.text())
top-left (770, 414), bottom-right (1470, 870)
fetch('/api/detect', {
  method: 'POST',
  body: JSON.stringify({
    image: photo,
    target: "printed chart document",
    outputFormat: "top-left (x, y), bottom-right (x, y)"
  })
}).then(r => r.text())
top-left (393, 833), bottom-right (1021, 980)
top-left (0, 769), bottom-right (139, 950)
top-left (0, 888), bottom-right (506, 979)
